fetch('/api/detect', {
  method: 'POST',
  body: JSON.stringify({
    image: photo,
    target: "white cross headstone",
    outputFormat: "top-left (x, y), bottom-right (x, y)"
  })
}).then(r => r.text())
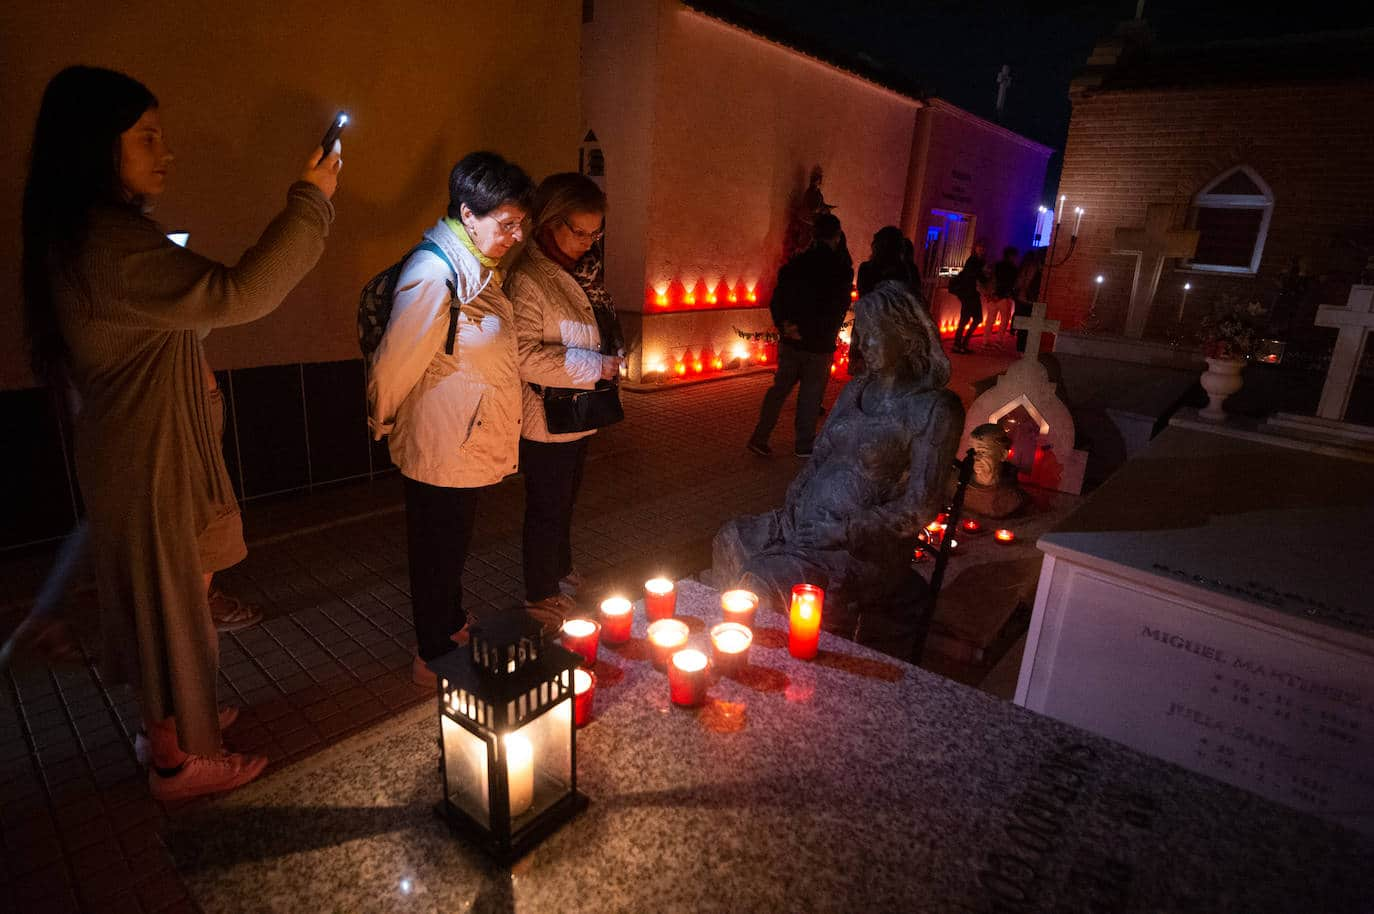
top-left (1315, 285), bottom-right (1374, 421)
top-left (1012, 301), bottom-right (1061, 360)
top-left (1111, 204), bottom-right (1200, 339)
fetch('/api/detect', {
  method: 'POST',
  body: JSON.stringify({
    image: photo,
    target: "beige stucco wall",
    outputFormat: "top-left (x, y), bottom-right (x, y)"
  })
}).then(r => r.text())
top-left (0, 0), bottom-right (582, 389)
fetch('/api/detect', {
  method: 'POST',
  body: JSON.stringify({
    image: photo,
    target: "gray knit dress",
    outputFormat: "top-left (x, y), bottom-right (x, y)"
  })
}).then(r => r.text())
top-left (55, 183), bottom-right (333, 754)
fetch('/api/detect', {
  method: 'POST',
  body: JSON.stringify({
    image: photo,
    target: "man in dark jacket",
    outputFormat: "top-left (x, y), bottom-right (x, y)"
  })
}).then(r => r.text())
top-left (747, 213), bottom-right (852, 457)
top-left (950, 238), bottom-right (988, 354)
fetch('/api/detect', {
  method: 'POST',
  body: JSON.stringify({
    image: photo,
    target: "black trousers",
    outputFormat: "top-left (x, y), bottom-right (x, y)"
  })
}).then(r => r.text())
top-left (953, 293), bottom-right (983, 349)
top-left (404, 475), bottom-right (487, 661)
top-left (520, 436), bottom-right (590, 603)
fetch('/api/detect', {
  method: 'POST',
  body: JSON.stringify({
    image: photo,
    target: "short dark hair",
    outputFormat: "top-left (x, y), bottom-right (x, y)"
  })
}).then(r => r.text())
top-left (1003, 246), bottom-right (1018, 259)
top-left (813, 213), bottom-right (842, 243)
top-left (447, 151), bottom-right (534, 219)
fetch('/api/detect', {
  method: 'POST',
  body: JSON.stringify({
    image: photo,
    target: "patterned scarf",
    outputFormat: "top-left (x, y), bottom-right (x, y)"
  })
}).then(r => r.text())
top-left (569, 241), bottom-right (624, 356)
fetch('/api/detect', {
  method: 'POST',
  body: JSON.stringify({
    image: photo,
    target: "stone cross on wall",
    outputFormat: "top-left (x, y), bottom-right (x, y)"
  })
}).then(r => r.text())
top-left (1314, 285), bottom-right (1374, 421)
top-left (1111, 204), bottom-right (1200, 339)
top-left (1012, 301), bottom-right (1061, 360)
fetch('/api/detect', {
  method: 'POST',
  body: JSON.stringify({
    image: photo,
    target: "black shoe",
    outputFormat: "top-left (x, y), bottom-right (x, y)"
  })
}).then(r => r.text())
top-left (794, 444), bottom-right (814, 457)
top-left (747, 440), bottom-right (772, 457)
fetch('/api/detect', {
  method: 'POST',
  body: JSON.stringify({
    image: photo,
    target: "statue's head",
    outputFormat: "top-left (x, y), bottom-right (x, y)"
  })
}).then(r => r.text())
top-left (810, 165), bottom-right (824, 185)
top-left (854, 281), bottom-right (950, 390)
top-left (969, 423), bottom-right (1011, 487)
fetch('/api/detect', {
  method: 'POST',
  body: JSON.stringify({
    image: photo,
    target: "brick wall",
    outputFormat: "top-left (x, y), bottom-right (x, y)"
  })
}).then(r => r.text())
top-left (1045, 80), bottom-right (1374, 338)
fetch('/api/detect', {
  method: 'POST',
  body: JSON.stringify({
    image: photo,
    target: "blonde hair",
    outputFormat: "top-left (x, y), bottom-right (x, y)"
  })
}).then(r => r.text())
top-left (530, 172), bottom-right (607, 238)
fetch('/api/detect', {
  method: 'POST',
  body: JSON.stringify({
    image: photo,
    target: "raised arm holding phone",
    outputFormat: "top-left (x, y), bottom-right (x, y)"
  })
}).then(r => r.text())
top-left (20, 65), bottom-right (342, 802)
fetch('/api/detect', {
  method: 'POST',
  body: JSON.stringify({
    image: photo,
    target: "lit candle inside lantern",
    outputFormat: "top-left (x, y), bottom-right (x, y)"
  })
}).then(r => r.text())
top-left (1073, 206), bottom-right (1084, 236)
top-left (647, 618), bottom-right (690, 669)
top-left (710, 622), bottom-right (752, 676)
top-left (644, 578), bottom-right (677, 621)
top-left (994, 528), bottom-right (1016, 544)
top-left (668, 649), bottom-right (710, 707)
top-left (960, 518), bottom-right (983, 535)
top-left (599, 597), bottom-right (633, 644)
top-left (504, 732), bottom-right (534, 817)
top-left (573, 667), bottom-right (595, 727)
top-left (560, 618), bottom-right (600, 667)
top-left (788, 584), bottom-right (824, 660)
top-left (720, 589), bottom-right (759, 629)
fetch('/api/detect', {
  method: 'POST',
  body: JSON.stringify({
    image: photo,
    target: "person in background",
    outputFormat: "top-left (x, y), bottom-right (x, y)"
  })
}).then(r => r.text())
top-left (950, 238), bottom-right (988, 354)
top-left (21, 66), bottom-right (340, 800)
top-left (854, 226), bottom-right (921, 375)
top-left (988, 246), bottom-right (1020, 347)
top-left (1012, 248), bottom-right (1045, 353)
top-left (506, 174), bottom-right (623, 631)
top-left (747, 213), bottom-right (852, 458)
top-left (366, 152), bottom-right (533, 686)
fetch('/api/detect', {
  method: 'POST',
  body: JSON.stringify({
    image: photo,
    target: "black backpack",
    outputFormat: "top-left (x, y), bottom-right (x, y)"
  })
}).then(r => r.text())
top-left (357, 241), bottom-right (459, 359)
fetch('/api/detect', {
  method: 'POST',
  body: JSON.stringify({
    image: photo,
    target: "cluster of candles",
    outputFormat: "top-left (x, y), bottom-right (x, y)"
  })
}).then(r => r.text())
top-left (561, 577), bottom-right (830, 715)
top-left (913, 514), bottom-right (1016, 563)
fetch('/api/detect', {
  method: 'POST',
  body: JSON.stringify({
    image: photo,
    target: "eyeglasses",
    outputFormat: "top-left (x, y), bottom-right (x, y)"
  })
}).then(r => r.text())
top-left (493, 215), bottom-right (528, 237)
top-left (561, 217), bottom-right (605, 242)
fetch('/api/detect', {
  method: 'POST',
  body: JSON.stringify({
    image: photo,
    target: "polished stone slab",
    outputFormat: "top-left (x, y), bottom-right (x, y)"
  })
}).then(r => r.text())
top-left (170, 581), bottom-right (1374, 914)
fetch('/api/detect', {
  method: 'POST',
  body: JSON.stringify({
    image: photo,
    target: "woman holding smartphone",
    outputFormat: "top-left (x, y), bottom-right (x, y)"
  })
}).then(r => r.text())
top-left (21, 66), bottom-right (341, 801)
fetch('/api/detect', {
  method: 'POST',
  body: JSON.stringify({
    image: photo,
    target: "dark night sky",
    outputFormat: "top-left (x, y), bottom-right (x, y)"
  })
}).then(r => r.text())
top-left (713, 1), bottom-right (1374, 197)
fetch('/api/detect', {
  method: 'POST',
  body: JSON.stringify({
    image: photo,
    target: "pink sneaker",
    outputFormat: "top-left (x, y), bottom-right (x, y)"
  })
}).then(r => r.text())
top-left (134, 706), bottom-right (241, 767)
top-left (148, 750), bottom-right (268, 803)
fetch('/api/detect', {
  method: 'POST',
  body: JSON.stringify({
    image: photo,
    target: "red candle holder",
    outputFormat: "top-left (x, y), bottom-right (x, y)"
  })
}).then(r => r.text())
top-left (912, 546), bottom-right (928, 564)
top-left (720, 590), bottom-right (759, 629)
top-left (560, 618), bottom-right (601, 666)
top-left (644, 578), bottom-right (677, 621)
top-left (599, 597), bottom-right (633, 644)
top-left (959, 518), bottom-right (984, 535)
top-left (668, 649), bottom-right (710, 707)
top-left (994, 529), bottom-right (1016, 544)
top-left (710, 622), bottom-right (752, 676)
top-left (646, 618), bottom-right (690, 669)
top-left (573, 667), bottom-right (595, 727)
top-left (788, 584), bottom-right (824, 660)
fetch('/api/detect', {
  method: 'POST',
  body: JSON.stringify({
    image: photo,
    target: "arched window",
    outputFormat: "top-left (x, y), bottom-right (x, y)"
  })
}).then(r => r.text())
top-left (1186, 166), bottom-right (1274, 275)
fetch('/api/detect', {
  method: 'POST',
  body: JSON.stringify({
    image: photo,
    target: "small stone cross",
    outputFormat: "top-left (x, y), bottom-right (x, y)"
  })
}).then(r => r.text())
top-left (1013, 301), bottom-right (1061, 360)
top-left (1314, 285), bottom-right (1374, 420)
top-left (1112, 204), bottom-right (1199, 339)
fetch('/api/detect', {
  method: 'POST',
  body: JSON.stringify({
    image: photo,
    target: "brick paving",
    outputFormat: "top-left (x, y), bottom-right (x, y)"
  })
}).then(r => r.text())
top-left (0, 340), bottom-right (1018, 913)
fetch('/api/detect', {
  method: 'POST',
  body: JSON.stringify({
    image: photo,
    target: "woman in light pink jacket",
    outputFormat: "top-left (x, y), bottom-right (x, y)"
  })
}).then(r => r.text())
top-left (505, 174), bottom-right (623, 628)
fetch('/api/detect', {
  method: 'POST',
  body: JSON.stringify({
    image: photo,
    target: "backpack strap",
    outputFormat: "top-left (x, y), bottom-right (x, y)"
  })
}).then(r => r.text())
top-left (409, 240), bottom-right (461, 356)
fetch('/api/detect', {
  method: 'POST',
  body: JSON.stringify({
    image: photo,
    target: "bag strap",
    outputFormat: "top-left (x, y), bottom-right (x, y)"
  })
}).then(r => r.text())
top-left (407, 241), bottom-right (461, 356)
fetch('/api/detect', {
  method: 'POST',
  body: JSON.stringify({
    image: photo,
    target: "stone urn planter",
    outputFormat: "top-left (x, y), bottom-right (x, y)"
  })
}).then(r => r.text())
top-left (1199, 357), bottom-right (1246, 420)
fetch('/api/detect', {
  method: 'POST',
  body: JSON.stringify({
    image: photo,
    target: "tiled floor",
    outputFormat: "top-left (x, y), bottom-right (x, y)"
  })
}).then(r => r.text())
top-left (0, 337), bottom-right (1020, 914)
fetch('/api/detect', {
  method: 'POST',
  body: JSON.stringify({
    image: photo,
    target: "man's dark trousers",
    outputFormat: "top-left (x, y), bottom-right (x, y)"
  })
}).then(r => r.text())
top-left (749, 343), bottom-right (832, 451)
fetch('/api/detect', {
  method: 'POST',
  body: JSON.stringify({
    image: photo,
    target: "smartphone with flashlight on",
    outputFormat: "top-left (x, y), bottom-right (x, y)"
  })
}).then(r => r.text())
top-left (319, 111), bottom-right (348, 159)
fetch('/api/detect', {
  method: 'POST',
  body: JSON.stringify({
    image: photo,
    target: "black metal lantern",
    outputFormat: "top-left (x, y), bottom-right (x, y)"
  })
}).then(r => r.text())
top-left (427, 611), bottom-right (588, 862)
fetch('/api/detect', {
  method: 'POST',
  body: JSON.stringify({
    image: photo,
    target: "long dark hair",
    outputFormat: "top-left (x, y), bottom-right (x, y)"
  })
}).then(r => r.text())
top-left (22, 66), bottom-right (156, 383)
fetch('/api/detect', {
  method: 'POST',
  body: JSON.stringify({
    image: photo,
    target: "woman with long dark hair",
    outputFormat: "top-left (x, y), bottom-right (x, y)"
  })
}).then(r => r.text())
top-left (21, 66), bottom-right (341, 801)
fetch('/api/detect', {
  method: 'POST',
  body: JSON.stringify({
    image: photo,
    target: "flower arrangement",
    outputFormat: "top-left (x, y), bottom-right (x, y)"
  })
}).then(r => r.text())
top-left (1197, 299), bottom-right (1268, 360)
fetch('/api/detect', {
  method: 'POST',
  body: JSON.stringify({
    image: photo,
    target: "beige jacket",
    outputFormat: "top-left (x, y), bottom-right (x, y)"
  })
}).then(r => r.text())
top-left (505, 243), bottom-right (604, 443)
top-left (368, 219), bottom-right (522, 487)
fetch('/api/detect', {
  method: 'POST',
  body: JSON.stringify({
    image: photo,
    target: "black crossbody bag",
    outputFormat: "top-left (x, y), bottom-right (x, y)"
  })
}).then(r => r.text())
top-left (532, 305), bottom-right (624, 434)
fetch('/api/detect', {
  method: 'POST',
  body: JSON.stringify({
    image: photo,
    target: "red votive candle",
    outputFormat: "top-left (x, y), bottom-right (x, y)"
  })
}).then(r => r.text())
top-left (573, 667), bottom-right (595, 727)
top-left (669, 649), bottom-right (710, 707)
top-left (960, 518), bottom-right (983, 535)
top-left (788, 584), bottom-right (824, 660)
top-left (644, 578), bottom-right (677, 621)
top-left (599, 597), bottom-right (633, 644)
top-left (720, 590), bottom-right (759, 629)
top-left (560, 618), bottom-right (600, 666)
top-left (995, 528), bottom-right (1016, 544)
top-left (912, 546), bottom-right (928, 563)
top-left (710, 622), bottom-right (752, 676)
top-left (646, 618), bottom-right (690, 669)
